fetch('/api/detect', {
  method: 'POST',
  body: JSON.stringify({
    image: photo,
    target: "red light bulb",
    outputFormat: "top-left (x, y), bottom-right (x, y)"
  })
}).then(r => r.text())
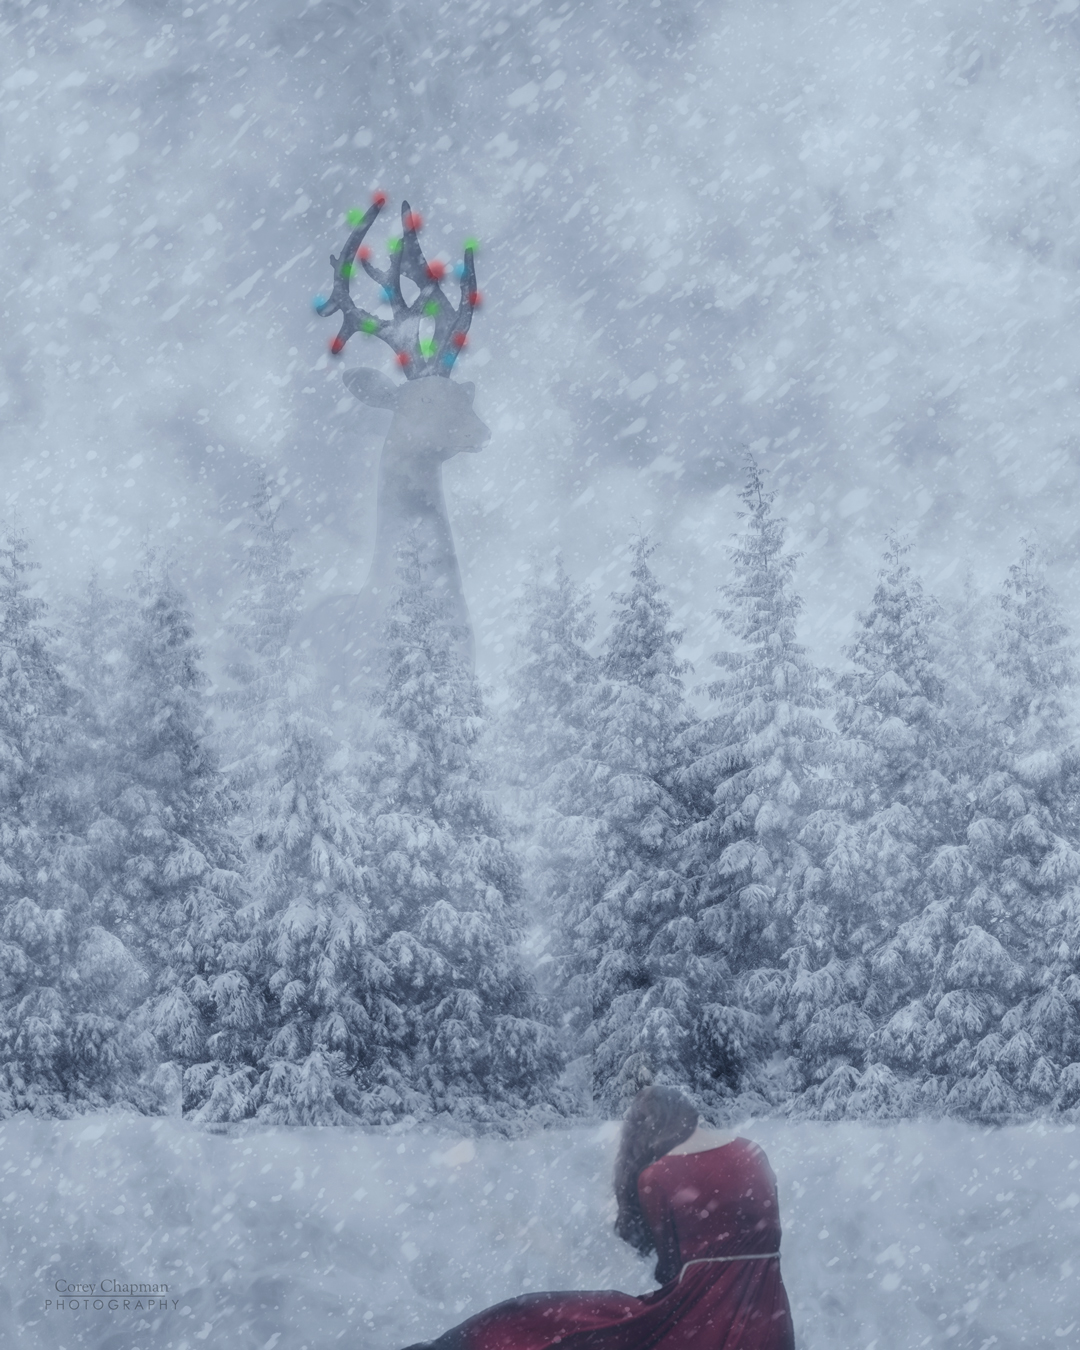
top-left (395, 351), bottom-right (411, 367)
top-left (358, 245), bottom-right (372, 262)
top-left (426, 260), bottom-right (446, 281)
top-left (451, 332), bottom-right (467, 349)
top-left (372, 189), bottom-right (387, 207)
top-left (404, 211), bottom-right (423, 232)
top-left (330, 335), bottom-right (346, 355)
top-left (468, 290), bottom-right (482, 307)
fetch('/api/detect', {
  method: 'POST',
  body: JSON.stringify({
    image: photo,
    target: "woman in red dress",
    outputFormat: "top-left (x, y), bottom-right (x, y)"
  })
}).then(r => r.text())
top-left (401, 1087), bottom-right (796, 1350)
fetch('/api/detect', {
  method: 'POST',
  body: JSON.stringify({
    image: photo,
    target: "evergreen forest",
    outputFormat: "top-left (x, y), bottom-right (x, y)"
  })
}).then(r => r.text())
top-left (2, 463), bottom-right (1078, 1130)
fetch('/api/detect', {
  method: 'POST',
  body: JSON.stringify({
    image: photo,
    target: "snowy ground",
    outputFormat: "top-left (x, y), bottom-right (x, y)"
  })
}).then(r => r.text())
top-left (0, 1114), bottom-right (1075, 1350)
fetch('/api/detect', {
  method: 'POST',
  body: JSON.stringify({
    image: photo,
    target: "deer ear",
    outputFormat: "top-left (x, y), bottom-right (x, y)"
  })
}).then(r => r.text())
top-left (457, 380), bottom-right (476, 404)
top-left (343, 368), bottom-right (400, 409)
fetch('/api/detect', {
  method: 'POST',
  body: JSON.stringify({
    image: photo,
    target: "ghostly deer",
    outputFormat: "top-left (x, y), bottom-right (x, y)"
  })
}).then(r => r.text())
top-left (299, 197), bottom-right (488, 702)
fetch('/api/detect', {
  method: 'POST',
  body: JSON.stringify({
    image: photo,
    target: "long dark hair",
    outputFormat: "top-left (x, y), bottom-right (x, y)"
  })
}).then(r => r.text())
top-left (613, 1086), bottom-right (698, 1256)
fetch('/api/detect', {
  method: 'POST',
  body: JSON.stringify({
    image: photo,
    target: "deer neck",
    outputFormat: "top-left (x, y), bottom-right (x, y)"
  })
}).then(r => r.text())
top-left (368, 417), bottom-right (465, 608)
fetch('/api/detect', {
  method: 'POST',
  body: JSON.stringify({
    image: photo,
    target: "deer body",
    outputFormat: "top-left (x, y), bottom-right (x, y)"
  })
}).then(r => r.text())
top-left (301, 373), bottom-right (489, 700)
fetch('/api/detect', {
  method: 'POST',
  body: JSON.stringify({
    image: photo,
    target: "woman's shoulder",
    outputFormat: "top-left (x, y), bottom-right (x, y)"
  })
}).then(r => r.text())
top-left (641, 1135), bottom-right (751, 1179)
top-left (663, 1129), bottom-right (740, 1157)
top-left (638, 1137), bottom-right (758, 1199)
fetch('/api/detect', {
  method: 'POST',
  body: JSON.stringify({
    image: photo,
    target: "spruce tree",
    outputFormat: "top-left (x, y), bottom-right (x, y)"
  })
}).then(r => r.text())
top-left (0, 532), bottom-right (100, 1116)
top-left (365, 544), bottom-right (562, 1128)
top-left (502, 554), bottom-right (598, 802)
top-left (208, 481), bottom-right (386, 1124)
top-left (1052, 881), bottom-right (1080, 1119)
top-left (499, 554), bottom-right (603, 1080)
top-left (793, 539), bottom-right (960, 1117)
top-left (1, 536), bottom-right (157, 1117)
top-left (560, 536), bottom-right (697, 1113)
top-left (910, 545), bottom-right (1080, 1120)
top-left (0, 530), bottom-right (63, 1114)
top-left (69, 554), bottom-right (249, 1115)
top-left (677, 459), bottom-right (830, 1112)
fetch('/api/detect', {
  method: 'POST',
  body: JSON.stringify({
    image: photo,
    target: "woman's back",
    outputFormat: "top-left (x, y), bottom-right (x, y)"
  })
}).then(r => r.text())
top-left (638, 1138), bottom-right (785, 1283)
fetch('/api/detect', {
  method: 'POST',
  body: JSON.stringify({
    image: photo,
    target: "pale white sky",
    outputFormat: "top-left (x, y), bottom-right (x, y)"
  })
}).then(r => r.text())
top-left (3, 0), bottom-right (1079, 691)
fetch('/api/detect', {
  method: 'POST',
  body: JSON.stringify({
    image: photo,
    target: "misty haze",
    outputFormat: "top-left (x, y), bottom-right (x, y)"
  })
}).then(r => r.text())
top-left (1, 3), bottom-right (1078, 1349)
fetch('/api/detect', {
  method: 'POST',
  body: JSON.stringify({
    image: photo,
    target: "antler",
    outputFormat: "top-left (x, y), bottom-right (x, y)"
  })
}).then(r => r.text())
top-left (316, 196), bottom-right (478, 379)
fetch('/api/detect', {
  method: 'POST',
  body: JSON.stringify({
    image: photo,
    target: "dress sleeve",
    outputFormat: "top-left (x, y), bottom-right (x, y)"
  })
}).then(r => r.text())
top-left (637, 1167), bottom-right (682, 1287)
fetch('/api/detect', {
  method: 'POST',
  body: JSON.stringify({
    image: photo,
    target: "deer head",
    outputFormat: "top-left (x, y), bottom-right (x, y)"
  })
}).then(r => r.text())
top-left (342, 366), bottom-right (490, 461)
top-left (317, 194), bottom-right (488, 458)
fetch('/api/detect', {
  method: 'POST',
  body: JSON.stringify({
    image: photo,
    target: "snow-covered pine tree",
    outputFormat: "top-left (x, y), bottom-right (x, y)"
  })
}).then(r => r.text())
top-left (74, 553), bottom-right (248, 1114)
top-left (677, 459), bottom-right (830, 1114)
top-left (790, 537), bottom-right (960, 1119)
top-left (910, 544), bottom-right (1080, 1121)
top-left (934, 566), bottom-right (1000, 791)
top-left (208, 479), bottom-right (386, 1125)
top-left (365, 542), bottom-right (562, 1129)
top-left (502, 554), bottom-right (598, 796)
top-left (0, 531), bottom-right (118, 1117)
top-left (0, 529), bottom-right (66, 1116)
top-left (1052, 881), bottom-right (1080, 1120)
top-left (560, 535), bottom-right (698, 1113)
top-left (498, 554), bottom-right (603, 1070)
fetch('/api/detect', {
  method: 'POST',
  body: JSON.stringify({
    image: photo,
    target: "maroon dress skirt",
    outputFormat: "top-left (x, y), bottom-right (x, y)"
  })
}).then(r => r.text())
top-left (404, 1138), bottom-right (796, 1350)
